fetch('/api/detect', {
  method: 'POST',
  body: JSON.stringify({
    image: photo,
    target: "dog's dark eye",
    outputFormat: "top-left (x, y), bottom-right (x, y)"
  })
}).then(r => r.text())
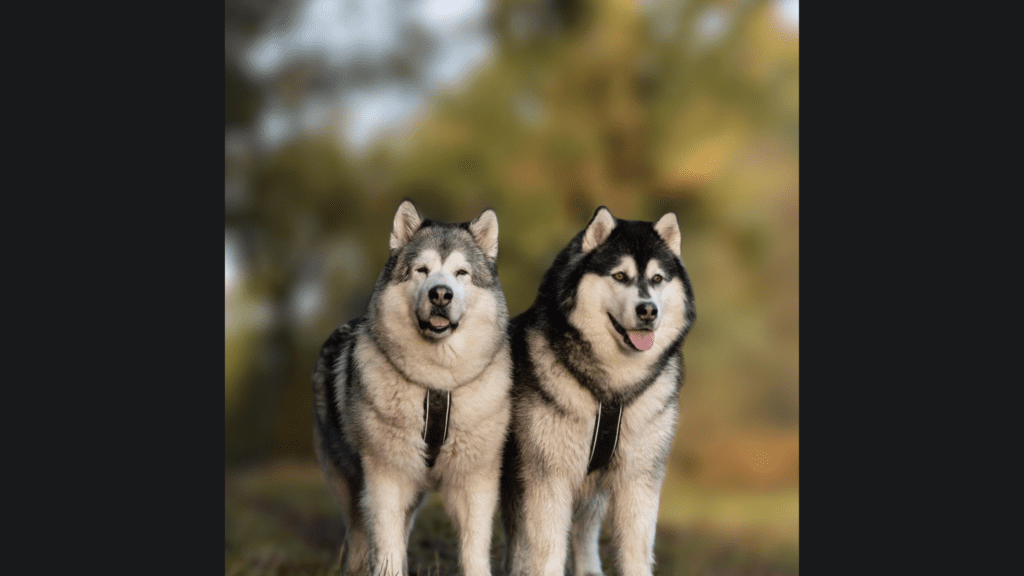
top-left (612, 272), bottom-right (627, 282)
top-left (651, 274), bottom-right (663, 284)
top-left (456, 269), bottom-right (469, 277)
top-left (416, 266), bottom-right (428, 275)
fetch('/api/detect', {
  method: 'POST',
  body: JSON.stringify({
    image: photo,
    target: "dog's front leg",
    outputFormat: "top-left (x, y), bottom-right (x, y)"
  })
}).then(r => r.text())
top-left (441, 467), bottom-right (500, 576)
top-left (518, 474), bottom-right (575, 576)
top-left (608, 473), bottom-right (662, 576)
top-left (340, 508), bottom-right (372, 574)
top-left (570, 477), bottom-right (610, 576)
top-left (362, 466), bottom-right (420, 576)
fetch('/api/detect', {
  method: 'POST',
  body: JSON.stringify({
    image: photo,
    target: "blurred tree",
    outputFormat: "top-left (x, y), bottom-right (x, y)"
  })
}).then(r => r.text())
top-left (226, 0), bottom-right (286, 128)
top-left (225, 0), bottom-right (799, 469)
top-left (225, 0), bottom-right (463, 462)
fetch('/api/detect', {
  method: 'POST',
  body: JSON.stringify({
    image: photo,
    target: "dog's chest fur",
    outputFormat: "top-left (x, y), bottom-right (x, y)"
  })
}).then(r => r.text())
top-left (516, 328), bottom-right (681, 476)
top-left (338, 324), bottom-right (512, 480)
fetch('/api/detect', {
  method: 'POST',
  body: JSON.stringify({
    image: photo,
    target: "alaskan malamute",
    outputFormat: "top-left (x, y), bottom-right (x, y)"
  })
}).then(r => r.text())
top-left (313, 200), bottom-right (512, 575)
top-left (501, 206), bottom-right (696, 576)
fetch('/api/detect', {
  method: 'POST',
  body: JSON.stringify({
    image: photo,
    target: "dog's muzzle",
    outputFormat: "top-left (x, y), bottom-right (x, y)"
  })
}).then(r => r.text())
top-left (608, 313), bottom-right (656, 351)
top-left (417, 277), bottom-right (463, 338)
top-left (419, 309), bottom-right (458, 334)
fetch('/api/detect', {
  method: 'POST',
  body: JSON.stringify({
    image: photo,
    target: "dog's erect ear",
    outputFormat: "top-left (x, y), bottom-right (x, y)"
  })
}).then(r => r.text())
top-left (469, 209), bottom-right (499, 261)
top-left (654, 212), bottom-right (681, 258)
top-left (581, 206), bottom-right (616, 253)
top-left (390, 200), bottom-right (423, 252)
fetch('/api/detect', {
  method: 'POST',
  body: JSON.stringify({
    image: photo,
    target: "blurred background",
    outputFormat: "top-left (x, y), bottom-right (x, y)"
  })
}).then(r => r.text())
top-left (226, 0), bottom-right (797, 571)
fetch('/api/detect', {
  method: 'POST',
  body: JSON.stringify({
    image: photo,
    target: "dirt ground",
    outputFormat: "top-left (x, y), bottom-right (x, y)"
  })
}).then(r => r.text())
top-left (225, 461), bottom-right (798, 576)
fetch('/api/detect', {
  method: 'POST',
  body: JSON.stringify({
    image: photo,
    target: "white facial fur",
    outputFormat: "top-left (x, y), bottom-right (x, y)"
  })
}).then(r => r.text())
top-left (375, 248), bottom-right (505, 389)
top-left (409, 249), bottom-right (471, 328)
top-left (601, 257), bottom-right (667, 334)
top-left (569, 255), bottom-right (688, 386)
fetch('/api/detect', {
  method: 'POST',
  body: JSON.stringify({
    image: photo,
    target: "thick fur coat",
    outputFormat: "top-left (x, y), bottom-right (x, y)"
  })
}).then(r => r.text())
top-left (501, 207), bottom-right (696, 576)
top-left (313, 201), bottom-right (512, 576)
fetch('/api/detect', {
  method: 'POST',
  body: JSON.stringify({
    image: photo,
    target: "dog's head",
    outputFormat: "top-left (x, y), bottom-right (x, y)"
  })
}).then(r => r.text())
top-left (381, 200), bottom-right (501, 342)
top-left (565, 206), bottom-right (695, 354)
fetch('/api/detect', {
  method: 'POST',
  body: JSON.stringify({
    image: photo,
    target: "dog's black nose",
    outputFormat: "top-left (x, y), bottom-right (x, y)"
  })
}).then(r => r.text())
top-left (429, 285), bottom-right (453, 307)
top-left (636, 302), bottom-right (658, 321)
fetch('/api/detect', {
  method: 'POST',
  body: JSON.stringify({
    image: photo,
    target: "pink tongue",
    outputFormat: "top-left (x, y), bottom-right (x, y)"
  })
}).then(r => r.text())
top-left (628, 331), bottom-right (654, 351)
top-left (430, 316), bottom-right (450, 328)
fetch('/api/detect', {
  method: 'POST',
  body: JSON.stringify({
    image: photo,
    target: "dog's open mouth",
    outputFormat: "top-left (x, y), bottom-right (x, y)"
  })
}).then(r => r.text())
top-left (419, 315), bottom-right (457, 335)
top-left (607, 313), bottom-right (655, 351)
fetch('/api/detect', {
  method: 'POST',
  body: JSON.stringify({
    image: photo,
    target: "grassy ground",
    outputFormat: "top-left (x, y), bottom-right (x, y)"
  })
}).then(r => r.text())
top-left (225, 461), bottom-right (798, 576)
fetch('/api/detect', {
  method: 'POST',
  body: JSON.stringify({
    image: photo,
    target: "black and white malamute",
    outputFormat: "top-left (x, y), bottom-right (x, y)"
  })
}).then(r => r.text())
top-left (313, 200), bottom-right (512, 576)
top-left (501, 206), bottom-right (696, 576)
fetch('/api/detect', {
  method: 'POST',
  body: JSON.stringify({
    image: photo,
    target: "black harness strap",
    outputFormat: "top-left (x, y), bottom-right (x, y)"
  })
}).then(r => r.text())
top-left (422, 390), bottom-right (450, 468)
top-left (586, 402), bottom-right (622, 474)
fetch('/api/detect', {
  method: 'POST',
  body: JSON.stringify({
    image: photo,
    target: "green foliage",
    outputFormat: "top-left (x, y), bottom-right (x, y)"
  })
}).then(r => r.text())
top-left (225, 0), bottom-right (799, 498)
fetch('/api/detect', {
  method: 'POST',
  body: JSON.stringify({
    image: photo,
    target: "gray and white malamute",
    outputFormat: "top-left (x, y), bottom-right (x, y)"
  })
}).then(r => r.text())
top-left (312, 200), bottom-right (512, 576)
top-left (501, 207), bottom-right (696, 576)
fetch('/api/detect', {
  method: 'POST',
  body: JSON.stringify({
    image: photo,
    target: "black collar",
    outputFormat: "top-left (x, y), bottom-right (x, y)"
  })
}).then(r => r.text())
top-left (422, 390), bottom-right (450, 467)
